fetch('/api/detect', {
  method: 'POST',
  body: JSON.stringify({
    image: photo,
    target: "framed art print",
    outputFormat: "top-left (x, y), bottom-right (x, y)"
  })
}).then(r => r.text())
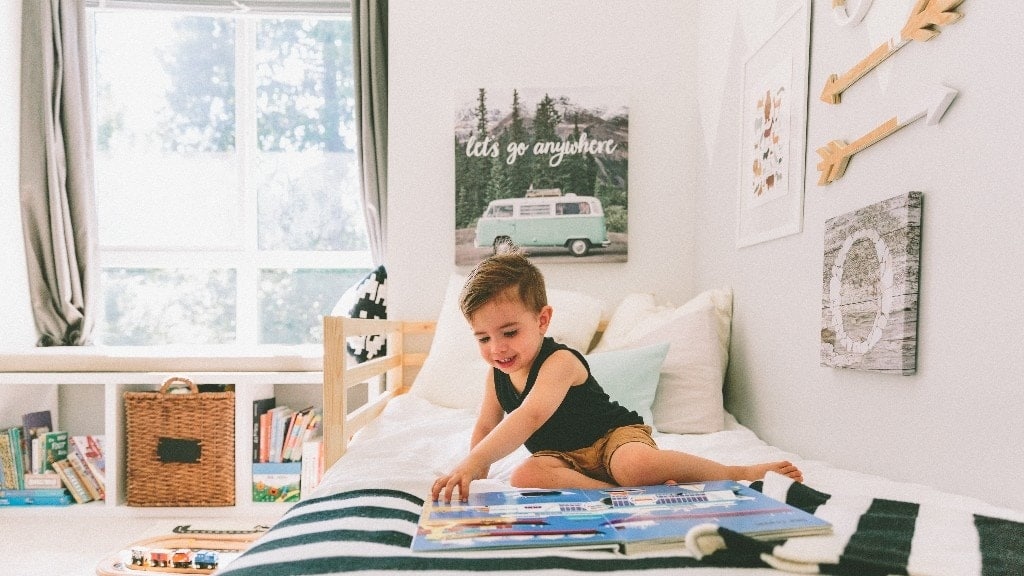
top-left (453, 87), bottom-right (629, 266)
top-left (821, 191), bottom-right (923, 375)
top-left (737, 2), bottom-right (812, 248)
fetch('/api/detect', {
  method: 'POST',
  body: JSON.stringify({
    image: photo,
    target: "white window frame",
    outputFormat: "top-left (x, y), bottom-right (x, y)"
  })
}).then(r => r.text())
top-left (90, 5), bottom-right (369, 348)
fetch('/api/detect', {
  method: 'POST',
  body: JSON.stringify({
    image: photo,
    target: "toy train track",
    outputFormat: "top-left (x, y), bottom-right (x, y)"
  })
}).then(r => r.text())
top-left (172, 524), bottom-right (269, 535)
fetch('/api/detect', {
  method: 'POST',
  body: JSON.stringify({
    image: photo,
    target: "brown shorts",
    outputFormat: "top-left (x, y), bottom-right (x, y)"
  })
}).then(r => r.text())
top-left (532, 424), bottom-right (657, 484)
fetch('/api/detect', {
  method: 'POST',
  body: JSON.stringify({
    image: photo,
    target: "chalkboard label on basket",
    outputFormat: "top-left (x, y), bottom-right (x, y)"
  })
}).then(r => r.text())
top-left (157, 437), bottom-right (202, 463)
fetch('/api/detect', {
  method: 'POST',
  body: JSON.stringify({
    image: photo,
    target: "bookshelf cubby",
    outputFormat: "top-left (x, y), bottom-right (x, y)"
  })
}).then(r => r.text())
top-left (0, 351), bottom-right (323, 516)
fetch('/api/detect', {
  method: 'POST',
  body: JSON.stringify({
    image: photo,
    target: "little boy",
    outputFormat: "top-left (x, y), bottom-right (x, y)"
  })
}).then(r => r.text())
top-left (431, 246), bottom-right (802, 502)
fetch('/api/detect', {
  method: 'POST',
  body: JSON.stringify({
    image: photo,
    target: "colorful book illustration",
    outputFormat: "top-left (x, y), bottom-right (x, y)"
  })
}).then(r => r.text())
top-left (0, 430), bottom-right (23, 490)
top-left (70, 435), bottom-right (106, 496)
top-left (411, 481), bottom-right (832, 554)
top-left (43, 431), bottom-right (69, 472)
top-left (252, 462), bottom-right (302, 503)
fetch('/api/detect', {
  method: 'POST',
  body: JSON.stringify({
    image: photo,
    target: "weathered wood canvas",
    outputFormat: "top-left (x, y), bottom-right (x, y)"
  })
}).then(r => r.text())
top-left (821, 191), bottom-right (922, 374)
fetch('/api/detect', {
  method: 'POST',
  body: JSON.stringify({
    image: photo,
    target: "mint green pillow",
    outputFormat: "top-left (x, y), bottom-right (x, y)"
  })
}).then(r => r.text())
top-left (585, 342), bottom-right (670, 428)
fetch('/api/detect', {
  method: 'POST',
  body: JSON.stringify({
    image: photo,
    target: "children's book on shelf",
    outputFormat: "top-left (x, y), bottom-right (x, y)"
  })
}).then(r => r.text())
top-left (21, 410), bottom-right (53, 474)
top-left (43, 430), bottom-right (69, 472)
top-left (411, 481), bottom-right (832, 554)
top-left (252, 397), bottom-right (276, 462)
top-left (252, 462), bottom-right (302, 503)
top-left (70, 435), bottom-right (105, 492)
top-left (52, 458), bottom-right (94, 504)
top-left (0, 427), bottom-right (27, 490)
top-left (253, 402), bottom-right (321, 464)
top-left (23, 472), bottom-right (62, 489)
top-left (67, 451), bottom-right (104, 501)
top-left (266, 405), bottom-right (295, 463)
top-left (0, 487), bottom-right (74, 506)
top-left (299, 436), bottom-right (324, 499)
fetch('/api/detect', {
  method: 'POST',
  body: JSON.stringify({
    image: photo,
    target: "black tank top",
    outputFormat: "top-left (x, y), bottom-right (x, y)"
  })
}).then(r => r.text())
top-left (494, 337), bottom-right (643, 453)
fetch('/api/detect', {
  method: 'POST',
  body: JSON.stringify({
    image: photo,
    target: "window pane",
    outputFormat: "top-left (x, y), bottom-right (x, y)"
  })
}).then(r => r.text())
top-left (255, 18), bottom-right (365, 251)
top-left (101, 268), bottom-right (237, 345)
top-left (259, 268), bottom-right (368, 344)
top-left (93, 12), bottom-right (240, 249)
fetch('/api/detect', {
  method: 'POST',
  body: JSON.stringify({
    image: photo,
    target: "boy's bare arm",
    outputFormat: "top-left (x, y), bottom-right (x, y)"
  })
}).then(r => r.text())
top-left (471, 372), bottom-right (504, 449)
top-left (432, 351), bottom-right (586, 502)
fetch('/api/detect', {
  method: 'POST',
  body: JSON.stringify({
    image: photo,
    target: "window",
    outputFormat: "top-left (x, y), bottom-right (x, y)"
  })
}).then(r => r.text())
top-left (488, 205), bottom-right (513, 218)
top-left (520, 204), bottom-right (551, 217)
top-left (90, 8), bottom-right (368, 346)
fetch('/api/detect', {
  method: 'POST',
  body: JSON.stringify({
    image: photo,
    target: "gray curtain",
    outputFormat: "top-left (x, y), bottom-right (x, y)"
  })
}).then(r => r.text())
top-left (19, 0), bottom-right (98, 347)
top-left (352, 0), bottom-right (388, 266)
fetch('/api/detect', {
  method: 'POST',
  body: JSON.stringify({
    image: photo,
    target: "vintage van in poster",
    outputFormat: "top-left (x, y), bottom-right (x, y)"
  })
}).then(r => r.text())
top-left (474, 191), bottom-right (611, 257)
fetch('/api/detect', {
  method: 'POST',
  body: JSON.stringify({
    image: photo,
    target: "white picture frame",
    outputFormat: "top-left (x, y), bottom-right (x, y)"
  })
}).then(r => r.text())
top-left (736, 2), bottom-right (812, 248)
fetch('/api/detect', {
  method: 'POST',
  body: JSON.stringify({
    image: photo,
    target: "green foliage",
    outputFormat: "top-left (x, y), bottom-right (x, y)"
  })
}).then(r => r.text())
top-left (258, 268), bottom-right (369, 345)
top-left (158, 17), bottom-right (237, 152)
top-left (101, 269), bottom-right (237, 345)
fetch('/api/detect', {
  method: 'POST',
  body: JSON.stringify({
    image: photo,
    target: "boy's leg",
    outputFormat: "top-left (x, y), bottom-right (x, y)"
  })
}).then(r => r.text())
top-left (608, 442), bottom-right (803, 485)
top-left (510, 455), bottom-right (616, 490)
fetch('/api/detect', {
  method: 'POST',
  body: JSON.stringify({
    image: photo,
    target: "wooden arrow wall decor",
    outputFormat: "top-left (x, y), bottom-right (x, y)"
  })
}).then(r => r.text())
top-left (816, 85), bottom-right (957, 185)
top-left (821, 0), bottom-right (964, 104)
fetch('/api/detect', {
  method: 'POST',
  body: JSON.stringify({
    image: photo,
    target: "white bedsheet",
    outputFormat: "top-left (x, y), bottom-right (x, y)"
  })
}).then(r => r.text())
top-left (214, 393), bottom-right (1024, 576)
top-left (313, 393), bottom-right (1021, 524)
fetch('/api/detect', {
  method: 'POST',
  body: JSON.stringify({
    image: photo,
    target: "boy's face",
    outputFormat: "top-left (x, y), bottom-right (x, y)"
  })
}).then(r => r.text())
top-left (468, 289), bottom-right (552, 377)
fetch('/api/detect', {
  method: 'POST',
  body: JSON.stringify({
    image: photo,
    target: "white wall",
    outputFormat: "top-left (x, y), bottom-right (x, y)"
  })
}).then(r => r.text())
top-left (0, 0), bottom-right (34, 346)
top-left (5, 0), bottom-right (1021, 511)
top-left (387, 0), bottom-right (698, 320)
top-left (696, 1), bottom-right (1024, 511)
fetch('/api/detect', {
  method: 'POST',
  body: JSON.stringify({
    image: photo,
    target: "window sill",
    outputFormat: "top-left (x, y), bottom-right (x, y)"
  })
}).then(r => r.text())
top-left (0, 344), bottom-right (323, 373)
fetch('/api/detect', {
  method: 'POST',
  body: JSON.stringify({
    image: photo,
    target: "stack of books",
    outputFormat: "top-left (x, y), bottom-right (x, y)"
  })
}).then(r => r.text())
top-left (0, 410), bottom-right (106, 506)
top-left (251, 399), bottom-right (323, 503)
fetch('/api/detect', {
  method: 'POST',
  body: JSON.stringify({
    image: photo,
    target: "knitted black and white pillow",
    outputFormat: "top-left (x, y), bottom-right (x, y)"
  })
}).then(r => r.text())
top-left (331, 265), bottom-right (387, 362)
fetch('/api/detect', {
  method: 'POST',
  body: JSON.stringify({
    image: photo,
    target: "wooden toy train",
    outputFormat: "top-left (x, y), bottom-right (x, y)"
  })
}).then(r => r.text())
top-left (129, 547), bottom-right (219, 573)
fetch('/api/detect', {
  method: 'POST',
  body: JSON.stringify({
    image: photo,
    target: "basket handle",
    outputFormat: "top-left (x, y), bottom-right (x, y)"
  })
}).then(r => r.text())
top-left (160, 376), bottom-right (198, 395)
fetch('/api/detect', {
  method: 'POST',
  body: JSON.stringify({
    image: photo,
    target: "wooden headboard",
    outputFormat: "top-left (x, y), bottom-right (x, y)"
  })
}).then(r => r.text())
top-left (321, 317), bottom-right (433, 468)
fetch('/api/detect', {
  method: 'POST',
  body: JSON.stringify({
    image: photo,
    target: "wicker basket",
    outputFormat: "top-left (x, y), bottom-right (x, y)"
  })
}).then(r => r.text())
top-left (124, 377), bottom-right (235, 507)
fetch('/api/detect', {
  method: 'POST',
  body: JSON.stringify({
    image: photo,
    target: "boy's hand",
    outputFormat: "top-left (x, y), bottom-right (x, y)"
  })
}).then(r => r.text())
top-left (432, 458), bottom-right (487, 502)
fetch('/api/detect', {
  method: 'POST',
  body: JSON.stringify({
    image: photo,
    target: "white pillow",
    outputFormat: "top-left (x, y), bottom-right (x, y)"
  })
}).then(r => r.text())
top-left (411, 274), bottom-right (604, 409)
top-left (585, 342), bottom-right (669, 427)
top-left (592, 289), bottom-right (732, 433)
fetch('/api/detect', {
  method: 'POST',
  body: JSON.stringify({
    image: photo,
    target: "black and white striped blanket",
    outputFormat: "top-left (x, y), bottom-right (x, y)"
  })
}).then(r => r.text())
top-left (217, 473), bottom-right (1024, 576)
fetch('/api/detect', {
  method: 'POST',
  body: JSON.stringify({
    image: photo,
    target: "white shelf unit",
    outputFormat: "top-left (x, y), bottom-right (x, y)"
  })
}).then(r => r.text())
top-left (0, 368), bottom-right (322, 516)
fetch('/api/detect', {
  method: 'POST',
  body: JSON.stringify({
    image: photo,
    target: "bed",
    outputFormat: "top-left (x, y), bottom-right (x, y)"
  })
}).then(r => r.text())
top-left (219, 279), bottom-right (1024, 576)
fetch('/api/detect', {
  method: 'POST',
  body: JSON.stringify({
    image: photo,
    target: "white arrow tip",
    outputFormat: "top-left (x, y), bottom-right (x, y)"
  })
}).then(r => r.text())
top-left (924, 85), bottom-right (958, 125)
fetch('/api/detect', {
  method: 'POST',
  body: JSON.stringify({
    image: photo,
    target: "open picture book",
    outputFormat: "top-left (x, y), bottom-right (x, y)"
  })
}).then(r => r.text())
top-left (411, 480), bottom-right (832, 554)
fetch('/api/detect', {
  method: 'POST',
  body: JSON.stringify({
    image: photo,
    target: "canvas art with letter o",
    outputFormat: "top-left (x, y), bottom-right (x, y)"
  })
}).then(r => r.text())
top-left (821, 191), bottom-right (922, 375)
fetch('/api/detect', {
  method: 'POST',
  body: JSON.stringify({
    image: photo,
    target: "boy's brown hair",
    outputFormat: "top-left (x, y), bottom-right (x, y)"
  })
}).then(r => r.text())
top-left (460, 244), bottom-right (547, 320)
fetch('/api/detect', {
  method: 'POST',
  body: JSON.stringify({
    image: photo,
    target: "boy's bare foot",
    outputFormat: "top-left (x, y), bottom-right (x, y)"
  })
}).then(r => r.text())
top-left (740, 461), bottom-right (803, 483)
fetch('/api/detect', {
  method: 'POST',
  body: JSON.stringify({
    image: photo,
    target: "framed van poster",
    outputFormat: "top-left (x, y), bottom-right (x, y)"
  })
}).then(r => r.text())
top-left (453, 87), bottom-right (629, 266)
top-left (737, 2), bottom-right (812, 248)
